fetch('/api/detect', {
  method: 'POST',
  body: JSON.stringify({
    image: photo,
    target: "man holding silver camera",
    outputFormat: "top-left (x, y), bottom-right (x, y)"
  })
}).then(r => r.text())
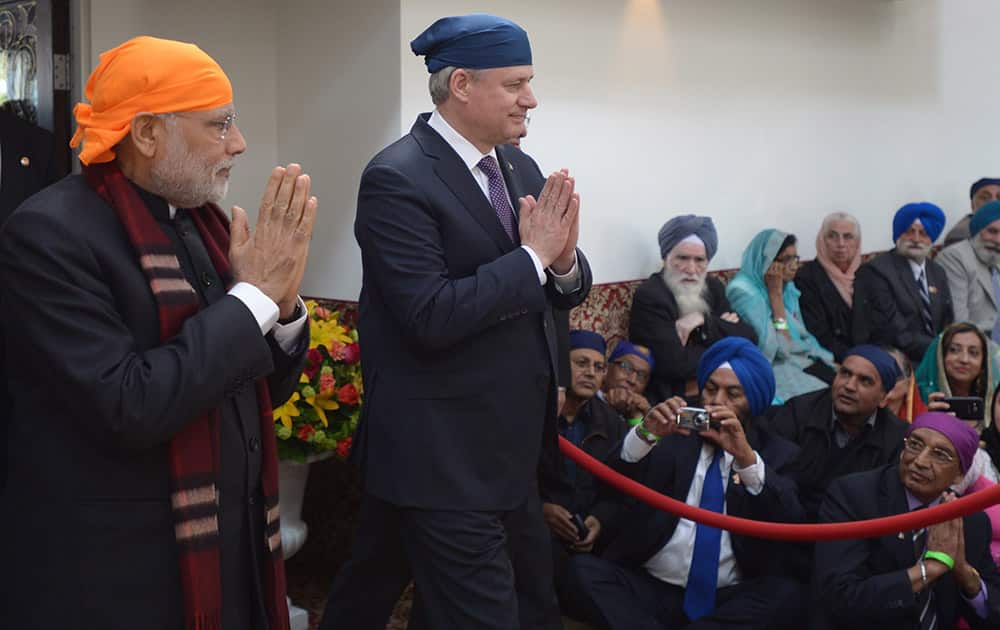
top-left (563, 337), bottom-right (805, 629)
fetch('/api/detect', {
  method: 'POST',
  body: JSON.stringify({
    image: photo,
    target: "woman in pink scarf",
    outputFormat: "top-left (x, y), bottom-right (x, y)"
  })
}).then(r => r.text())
top-left (794, 212), bottom-right (862, 362)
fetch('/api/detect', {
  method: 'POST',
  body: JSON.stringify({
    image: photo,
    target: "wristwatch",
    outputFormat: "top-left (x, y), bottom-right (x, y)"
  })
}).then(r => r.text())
top-left (278, 300), bottom-right (303, 324)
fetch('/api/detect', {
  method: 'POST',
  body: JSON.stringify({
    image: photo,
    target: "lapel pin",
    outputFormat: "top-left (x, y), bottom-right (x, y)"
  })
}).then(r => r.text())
top-left (507, 162), bottom-right (514, 172)
top-left (928, 286), bottom-right (938, 295)
top-left (898, 532), bottom-right (905, 540)
top-left (732, 473), bottom-right (741, 485)
top-left (19, 156), bottom-right (29, 167)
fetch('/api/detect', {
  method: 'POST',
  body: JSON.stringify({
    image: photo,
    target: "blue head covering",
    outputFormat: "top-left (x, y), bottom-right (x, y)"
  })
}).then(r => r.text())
top-left (657, 215), bottom-right (718, 260)
top-left (844, 345), bottom-right (902, 392)
top-left (609, 340), bottom-right (655, 370)
top-left (970, 200), bottom-right (1000, 238)
top-left (891, 202), bottom-right (945, 243)
top-left (410, 14), bottom-right (532, 73)
top-left (696, 337), bottom-right (775, 417)
top-left (569, 330), bottom-right (606, 356)
top-left (970, 178), bottom-right (1000, 200)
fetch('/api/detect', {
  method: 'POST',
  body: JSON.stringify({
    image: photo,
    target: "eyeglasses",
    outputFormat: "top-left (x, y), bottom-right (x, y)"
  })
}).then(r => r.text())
top-left (572, 357), bottom-right (607, 374)
top-left (162, 111), bottom-right (238, 142)
top-left (611, 359), bottom-right (649, 381)
top-left (774, 254), bottom-right (800, 265)
top-left (902, 436), bottom-right (957, 465)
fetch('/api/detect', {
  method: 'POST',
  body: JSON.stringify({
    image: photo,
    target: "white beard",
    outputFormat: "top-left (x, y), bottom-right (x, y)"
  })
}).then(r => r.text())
top-left (662, 268), bottom-right (710, 317)
top-left (972, 236), bottom-right (1000, 267)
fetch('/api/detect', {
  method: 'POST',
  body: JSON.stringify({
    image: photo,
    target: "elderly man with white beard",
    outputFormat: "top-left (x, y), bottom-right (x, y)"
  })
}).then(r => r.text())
top-left (853, 203), bottom-right (954, 363)
top-left (937, 200), bottom-right (1000, 341)
top-left (630, 215), bottom-right (757, 404)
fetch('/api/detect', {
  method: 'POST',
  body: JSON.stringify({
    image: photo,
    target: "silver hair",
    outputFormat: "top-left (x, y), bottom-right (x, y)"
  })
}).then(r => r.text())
top-left (428, 66), bottom-right (480, 105)
top-left (820, 211), bottom-right (861, 237)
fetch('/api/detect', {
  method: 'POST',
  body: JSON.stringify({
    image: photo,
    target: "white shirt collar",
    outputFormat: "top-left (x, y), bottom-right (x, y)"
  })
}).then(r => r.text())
top-left (428, 109), bottom-right (497, 173)
top-left (908, 257), bottom-right (926, 280)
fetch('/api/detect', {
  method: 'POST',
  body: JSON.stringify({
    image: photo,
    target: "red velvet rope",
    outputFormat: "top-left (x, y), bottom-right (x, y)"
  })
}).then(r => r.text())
top-left (559, 436), bottom-right (1000, 541)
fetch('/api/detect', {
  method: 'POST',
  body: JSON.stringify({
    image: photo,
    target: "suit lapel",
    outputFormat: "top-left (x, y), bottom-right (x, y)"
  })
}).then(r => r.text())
top-left (411, 116), bottom-right (516, 254)
top-left (976, 260), bottom-right (996, 309)
top-left (879, 468), bottom-right (916, 569)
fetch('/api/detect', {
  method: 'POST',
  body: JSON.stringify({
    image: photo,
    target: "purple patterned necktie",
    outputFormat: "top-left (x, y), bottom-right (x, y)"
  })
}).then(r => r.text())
top-left (477, 155), bottom-right (516, 241)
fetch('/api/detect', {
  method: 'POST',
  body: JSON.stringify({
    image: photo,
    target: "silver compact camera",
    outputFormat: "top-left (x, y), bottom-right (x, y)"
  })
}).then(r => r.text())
top-left (677, 407), bottom-right (714, 432)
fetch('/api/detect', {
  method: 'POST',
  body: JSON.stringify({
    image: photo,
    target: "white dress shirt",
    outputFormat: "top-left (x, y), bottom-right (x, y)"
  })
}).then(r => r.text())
top-left (908, 258), bottom-right (928, 292)
top-left (621, 428), bottom-right (766, 588)
top-left (427, 110), bottom-right (580, 291)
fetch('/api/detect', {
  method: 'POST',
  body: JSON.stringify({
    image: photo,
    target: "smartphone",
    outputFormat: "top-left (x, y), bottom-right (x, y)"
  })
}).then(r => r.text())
top-left (571, 513), bottom-right (590, 540)
top-left (941, 396), bottom-right (984, 421)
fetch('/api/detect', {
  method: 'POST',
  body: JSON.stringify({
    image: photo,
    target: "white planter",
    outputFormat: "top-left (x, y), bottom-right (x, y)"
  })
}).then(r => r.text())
top-left (278, 452), bottom-right (332, 630)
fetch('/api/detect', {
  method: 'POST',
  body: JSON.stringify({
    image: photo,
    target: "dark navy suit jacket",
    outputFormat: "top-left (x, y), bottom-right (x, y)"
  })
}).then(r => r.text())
top-left (351, 114), bottom-right (592, 511)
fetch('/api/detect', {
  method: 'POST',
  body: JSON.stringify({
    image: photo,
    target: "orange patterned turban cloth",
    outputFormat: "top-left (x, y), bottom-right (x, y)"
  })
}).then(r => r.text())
top-left (70, 36), bottom-right (233, 165)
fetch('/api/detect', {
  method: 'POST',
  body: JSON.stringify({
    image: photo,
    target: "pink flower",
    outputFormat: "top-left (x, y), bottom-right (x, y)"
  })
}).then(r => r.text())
top-left (342, 342), bottom-right (361, 364)
top-left (319, 372), bottom-right (337, 396)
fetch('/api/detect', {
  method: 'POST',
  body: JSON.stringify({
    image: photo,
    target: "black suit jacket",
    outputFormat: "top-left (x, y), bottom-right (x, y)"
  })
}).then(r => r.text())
top-left (629, 273), bottom-right (757, 403)
top-left (0, 175), bottom-right (307, 629)
top-left (351, 114), bottom-right (592, 511)
top-left (852, 250), bottom-right (953, 362)
top-left (599, 425), bottom-right (804, 578)
top-left (795, 260), bottom-right (854, 362)
top-left (814, 464), bottom-right (1000, 629)
top-left (0, 109), bottom-right (56, 224)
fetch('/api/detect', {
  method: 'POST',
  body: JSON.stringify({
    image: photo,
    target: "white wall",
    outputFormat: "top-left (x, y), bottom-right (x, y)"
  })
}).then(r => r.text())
top-left (71, 0), bottom-right (1000, 297)
top-left (276, 1), bottom-right (400, 300)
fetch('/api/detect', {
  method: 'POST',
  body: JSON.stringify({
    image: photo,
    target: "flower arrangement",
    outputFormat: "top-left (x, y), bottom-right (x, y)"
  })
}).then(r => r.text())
top-left (273, 299), bottom-right (362, 462)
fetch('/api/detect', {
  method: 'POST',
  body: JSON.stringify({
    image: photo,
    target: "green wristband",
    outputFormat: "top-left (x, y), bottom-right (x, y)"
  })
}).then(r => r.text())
top-left (636, 425), bottom-right (662, 443)
top-left (923, 550), bottom-right (955, 570)
top-left (628, 417), bottom-right (644, 427)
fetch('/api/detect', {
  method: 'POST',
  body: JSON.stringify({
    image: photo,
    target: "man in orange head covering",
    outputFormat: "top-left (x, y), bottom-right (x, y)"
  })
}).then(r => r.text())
top-left (0, 36), bottom-right (316, 630)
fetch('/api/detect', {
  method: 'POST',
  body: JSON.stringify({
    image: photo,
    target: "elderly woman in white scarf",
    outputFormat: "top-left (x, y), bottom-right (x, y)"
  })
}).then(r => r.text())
top-left (793, 212), bottom-right (862, 363)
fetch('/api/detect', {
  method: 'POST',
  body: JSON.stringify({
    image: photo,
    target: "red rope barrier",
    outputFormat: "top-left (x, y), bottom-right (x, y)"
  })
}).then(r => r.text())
top-left (559, 436), bottom-right (1000, 541)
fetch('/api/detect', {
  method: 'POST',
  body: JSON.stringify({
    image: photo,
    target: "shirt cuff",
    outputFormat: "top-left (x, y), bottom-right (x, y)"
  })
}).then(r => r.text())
top-left (272, 296), bottom-right (308, 354)
top-left (550, 251), bottom-right (582, 294)
top-left (520, 245), bottom-right (547, 285)
top-left (621, 426), bottom-right (655, 462)
top-left (229, 282), bottom-right (279, 335)
top-left (962, 578), bottom-right (988, 618)
top-left (732, 451), bottom-right (766, 496)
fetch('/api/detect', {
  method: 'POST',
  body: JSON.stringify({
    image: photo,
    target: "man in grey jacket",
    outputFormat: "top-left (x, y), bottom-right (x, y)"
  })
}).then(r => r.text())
top-left (937, 200), bottom-right (1000, 338)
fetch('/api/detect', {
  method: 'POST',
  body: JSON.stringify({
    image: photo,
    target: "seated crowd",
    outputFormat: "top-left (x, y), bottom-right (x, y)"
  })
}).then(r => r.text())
top-left (545, 178), bottom-right (1000, 629)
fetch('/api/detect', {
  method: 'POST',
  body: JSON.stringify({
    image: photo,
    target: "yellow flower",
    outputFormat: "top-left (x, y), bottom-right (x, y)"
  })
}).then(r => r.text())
top-left (274, 392), bottom-right (301, 429)
top-left (305, 393), bottom-right (339, 427)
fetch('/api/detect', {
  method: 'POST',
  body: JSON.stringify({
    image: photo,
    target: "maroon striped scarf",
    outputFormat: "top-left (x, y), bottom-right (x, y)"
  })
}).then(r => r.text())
top-left (84, 162), bottom-right (290, 630)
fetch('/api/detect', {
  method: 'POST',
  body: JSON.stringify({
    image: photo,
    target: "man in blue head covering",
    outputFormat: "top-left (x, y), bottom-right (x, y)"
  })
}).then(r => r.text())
top-left (538, 330), bottom-right (630, 610)
top-left (630, 215), bottom-right (757, 405)
top-left (853, 202), bottom-right (954, 362)
top-left (601, 340), bottom-right (656, 420)
top-left (937, 199), bottom-right (1000, 339)
top-left (322, 13), bottom-right (593, 630)
top-left (564, 337), bottom-right (807, 629)
top-left (943, 177), bottom-right (1000, 246)
top-left (764, 344), bottom-right (910, 524)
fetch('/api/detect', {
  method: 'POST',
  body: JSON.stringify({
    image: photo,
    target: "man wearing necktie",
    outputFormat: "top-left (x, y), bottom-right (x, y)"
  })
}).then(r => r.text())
top-left (321, 13), bottom-right (593, 630)
top-left (936, 200), bottom-right (1000, 341)
top-left (814, 412), bottom-right (1000, 629)
top-left (853, 203), bottom-right (953, 363)
top-left (565, 337), bottom-right (806, 629)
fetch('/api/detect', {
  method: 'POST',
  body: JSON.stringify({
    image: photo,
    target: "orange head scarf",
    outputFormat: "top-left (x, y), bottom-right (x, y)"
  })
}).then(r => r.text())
top-left (71, 36), bottom-right (233, 166)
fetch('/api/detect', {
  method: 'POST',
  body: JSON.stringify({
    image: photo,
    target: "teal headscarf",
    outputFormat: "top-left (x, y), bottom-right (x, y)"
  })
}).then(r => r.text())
top-left (725, 229), bottom-right (834, 391)
top-left (915, 323), bottom-right (999, 428)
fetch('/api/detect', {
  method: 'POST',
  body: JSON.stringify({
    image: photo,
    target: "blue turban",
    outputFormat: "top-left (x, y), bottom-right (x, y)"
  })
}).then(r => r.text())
top-left (410, 14), bottom-right (532, 73)
top-left (696, 337), bottom-right (775, 417)
top-left (609, 340), bottom-right (655, 370)
top-left (844, 345), bottom-right (902, 392)
top-left (658, 215), bottom-right (718, 260)
top-left (570, 330), bottom-right (606, 356)
top-left (891, 202), bottom-right (945, 243)
top-left (970, 200), bottom-right (1000, 238)
top-left (970, 178), bottom-right (1000, 200)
